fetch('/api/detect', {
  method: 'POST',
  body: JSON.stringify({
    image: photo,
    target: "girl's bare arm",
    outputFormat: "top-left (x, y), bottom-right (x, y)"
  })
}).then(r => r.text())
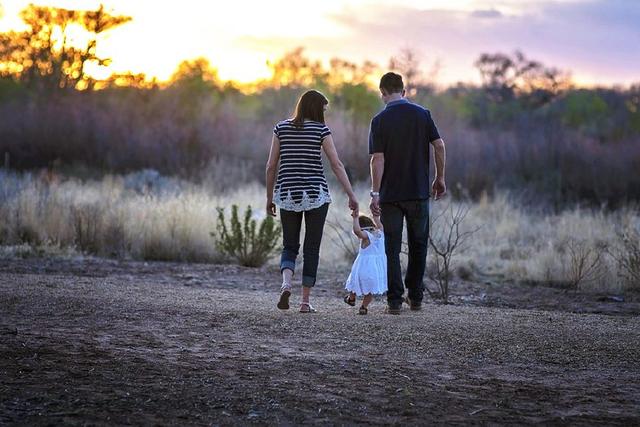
top-left (352, 212), bottom-right (368, 240)
top-left (373, 215), bottom-right (384, 231)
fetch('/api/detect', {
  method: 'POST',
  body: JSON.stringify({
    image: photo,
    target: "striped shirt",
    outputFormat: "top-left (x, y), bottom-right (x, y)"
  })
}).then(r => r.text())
top-left (272, 119), bottom-right (332, 212)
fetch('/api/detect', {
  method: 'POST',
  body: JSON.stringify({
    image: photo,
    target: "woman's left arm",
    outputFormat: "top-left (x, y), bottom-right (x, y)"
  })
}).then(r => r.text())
top-left (322, 134), bottom-right (358, 212)
top-left (265, 134), bottom-right (280, 216)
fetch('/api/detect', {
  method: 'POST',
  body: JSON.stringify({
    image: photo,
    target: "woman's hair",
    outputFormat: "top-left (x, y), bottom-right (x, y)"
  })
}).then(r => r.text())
top-left (358, 214), bottom-right (376, 230)
top-left (291, 90), bottom-right (328, 127)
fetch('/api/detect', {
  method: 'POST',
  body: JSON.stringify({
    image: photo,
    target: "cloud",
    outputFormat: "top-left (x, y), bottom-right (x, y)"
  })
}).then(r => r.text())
top-left (471, 9), bottom-right (503, 19)
top-left (352, 1), bottom-right (640, 84)
top-left (232, 0), bottom-right (639, 85)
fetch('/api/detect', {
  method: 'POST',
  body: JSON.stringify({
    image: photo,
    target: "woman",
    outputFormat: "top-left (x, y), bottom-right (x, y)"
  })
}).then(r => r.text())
top-left (266, 90), bottom-right (358, 313)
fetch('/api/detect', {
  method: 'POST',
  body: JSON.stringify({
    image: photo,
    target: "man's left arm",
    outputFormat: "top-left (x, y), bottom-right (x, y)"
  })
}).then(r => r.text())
top-left (425, 110), bottom-right (446, 199)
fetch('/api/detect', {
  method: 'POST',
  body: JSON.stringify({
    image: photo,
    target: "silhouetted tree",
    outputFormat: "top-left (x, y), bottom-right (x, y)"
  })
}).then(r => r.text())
top-left (0, 4), bottom-right (131, 91)
top-left (328, 58), bottom-right (378, 88)
top-left (266, 47), bottom-right (327, 88)
top-left (474, 50), bottom-right (570, 106)
top-left (389, 48), bottom-right (440, 98)
top-left (170, 57), bottom-right (219, 90)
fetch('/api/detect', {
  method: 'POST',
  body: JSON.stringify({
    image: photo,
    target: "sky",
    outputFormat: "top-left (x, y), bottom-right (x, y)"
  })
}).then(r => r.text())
top-left (0, 0), bottom-right (638, 86)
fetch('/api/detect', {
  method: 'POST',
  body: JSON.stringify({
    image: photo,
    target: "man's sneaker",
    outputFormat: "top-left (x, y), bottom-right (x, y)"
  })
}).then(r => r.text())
top-left (405, 297), bottom-right (422, 311)
top-left (385, 305), bottom-right (402, 315)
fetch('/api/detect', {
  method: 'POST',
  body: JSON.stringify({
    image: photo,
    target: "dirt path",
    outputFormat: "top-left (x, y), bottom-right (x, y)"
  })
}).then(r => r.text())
top-left (1, 259), bottom-right (639, 425)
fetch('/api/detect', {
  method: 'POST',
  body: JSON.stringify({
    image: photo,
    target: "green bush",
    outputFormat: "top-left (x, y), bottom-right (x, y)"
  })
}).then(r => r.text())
top-left (214, 204), bottom-right (281, 267)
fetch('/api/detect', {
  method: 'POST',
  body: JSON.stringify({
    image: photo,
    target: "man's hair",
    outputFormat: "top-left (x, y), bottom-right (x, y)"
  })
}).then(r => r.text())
top-left (379, 72), bottom-right (404, 94)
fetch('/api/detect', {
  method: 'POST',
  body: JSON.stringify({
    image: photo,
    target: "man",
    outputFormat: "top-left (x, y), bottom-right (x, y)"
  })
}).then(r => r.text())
top-left (369, 72), bottom-right (447, 314)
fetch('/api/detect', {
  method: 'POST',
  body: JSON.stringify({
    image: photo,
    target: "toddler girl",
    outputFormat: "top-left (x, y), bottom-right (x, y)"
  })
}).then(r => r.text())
top-left (343, 211), bottom-right (387, 314)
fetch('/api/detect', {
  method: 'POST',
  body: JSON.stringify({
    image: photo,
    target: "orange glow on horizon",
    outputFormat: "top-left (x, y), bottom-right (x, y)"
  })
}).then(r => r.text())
top-left (0, 0), bottom-right (637, 88)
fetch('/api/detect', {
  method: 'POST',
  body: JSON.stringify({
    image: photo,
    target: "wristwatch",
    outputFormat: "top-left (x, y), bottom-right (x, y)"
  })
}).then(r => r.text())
top-left (370, 191), bottom-right (380, 197)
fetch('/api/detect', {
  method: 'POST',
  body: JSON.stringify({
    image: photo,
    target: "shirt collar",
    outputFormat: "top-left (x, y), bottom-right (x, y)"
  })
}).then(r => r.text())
top-left (385, 98), bottom-right (409, 108)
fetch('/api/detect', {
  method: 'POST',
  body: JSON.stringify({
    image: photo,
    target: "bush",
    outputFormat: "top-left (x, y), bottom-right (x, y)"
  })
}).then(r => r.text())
top-left (608, 227), bottom-right (640, 291)
top-left (214, 205), bottom-right (281, 267)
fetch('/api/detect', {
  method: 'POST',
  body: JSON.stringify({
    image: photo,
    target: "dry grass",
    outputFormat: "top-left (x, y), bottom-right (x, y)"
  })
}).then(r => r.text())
top-left (0, 170), bottom-right (638, 292)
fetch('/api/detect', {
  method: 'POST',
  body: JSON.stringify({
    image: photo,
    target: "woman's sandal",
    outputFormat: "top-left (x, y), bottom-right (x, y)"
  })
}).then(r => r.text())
top-left (299, 302), bottom-right (317, 313)
top-left (277, 283), bottom-right (292, 310)
top-left (344, 295), bottom-right (356, 306)
top-left (358, 306), bottom-right (368, 315)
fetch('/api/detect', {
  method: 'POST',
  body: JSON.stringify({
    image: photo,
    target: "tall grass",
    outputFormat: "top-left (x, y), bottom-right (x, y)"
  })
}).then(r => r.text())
top-left (0, 170), bottom-right (638, 292)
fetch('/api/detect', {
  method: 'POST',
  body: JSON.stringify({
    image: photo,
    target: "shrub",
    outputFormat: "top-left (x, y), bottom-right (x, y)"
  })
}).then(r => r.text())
top-left (564, 237), bottom-right (606, 291)
top-left (214, 204), bottom-right (281, 267)
top-left (71, 203), bottom-right (102, 254)
top-left (608, 227), bottom-right (640, 291)
top-left (325, 216), bottom-right (359, 263)
top-left (428, 202), bottom-right (479, 303)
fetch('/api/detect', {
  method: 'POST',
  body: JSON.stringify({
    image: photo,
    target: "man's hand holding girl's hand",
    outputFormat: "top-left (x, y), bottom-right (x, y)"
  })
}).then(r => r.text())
top-left (369, 195), bottom-right (381, 216)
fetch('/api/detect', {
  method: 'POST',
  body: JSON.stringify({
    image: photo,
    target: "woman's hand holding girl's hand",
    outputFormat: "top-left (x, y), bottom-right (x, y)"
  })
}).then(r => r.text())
top-left (348, 193), bottom-right (359, 213)
top-left (351, 208), bottom-right (359, 218)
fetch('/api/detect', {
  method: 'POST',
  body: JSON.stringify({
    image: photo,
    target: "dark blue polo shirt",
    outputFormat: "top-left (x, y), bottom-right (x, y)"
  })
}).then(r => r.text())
top-left (368, 99), bottom-right (441, 203)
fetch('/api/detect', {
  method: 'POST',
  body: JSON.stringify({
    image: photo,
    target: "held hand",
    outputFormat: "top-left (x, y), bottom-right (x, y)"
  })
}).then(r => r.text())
top-left (266, 199), bottom-right (277, 217)
top-left (348, 194), bottom-right (359, 213)
top-left (369, 196), bottom-right (381, 217)
top-left (351, 208), bottom-right (359, 218)
top-left (431, 177), bottom-right (447, 200)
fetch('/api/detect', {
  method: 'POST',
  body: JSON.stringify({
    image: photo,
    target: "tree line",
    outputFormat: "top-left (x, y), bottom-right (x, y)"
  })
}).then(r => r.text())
top-left (1, 4), bottom-right (639, 208)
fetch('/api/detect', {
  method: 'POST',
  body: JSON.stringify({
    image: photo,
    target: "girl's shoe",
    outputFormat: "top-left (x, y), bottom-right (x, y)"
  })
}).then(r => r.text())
top-left (299, 302), bottom-right (317, 313)
top-left (358, 306), bottom-right (368, 315)
top-left (277, 283), bottom-right (292, 310)
top-left (344, 294), bottom-right (356, 306)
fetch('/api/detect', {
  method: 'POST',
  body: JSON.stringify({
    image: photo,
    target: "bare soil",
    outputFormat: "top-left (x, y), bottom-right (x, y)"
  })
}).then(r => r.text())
top-left (1, 257), bottom-right (639, 426)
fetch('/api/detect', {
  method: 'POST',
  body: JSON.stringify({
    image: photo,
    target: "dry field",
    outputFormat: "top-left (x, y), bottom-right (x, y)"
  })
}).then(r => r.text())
top-left (1, 170), bottom-right (638, 293)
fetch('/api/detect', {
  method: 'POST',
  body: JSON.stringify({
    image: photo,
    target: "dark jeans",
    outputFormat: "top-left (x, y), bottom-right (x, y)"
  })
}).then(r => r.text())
top-left (381, 199), bottom-right (430, 307)
top-left (279, 203), bottom-right (329, 287)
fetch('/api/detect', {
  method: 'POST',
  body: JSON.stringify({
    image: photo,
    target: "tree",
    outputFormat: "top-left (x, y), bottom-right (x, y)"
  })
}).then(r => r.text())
top-left (170, 57), bottom-right (219, 89)
top-left (474, 50), bottom-right (570, 106)
top-left (266, 47), bottom-right (328, 89)
top-left (389, 48), bottom-right (440, 98)
top-left (0, 4), bottom-right (131, 91)
top-left (328, 58), bottom-right (377, 88)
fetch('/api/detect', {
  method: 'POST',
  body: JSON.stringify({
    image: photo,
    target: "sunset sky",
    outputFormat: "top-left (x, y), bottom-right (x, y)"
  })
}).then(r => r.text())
top-left (0, 0), bottom-right (638, 86)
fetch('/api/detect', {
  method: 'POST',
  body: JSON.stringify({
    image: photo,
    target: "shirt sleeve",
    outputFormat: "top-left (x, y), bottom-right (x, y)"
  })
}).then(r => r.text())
top-left (320, 125), bottom-right (331, 139)
top-left (425, 111), bottom-right (441, 142)
top-left (273, 122), bottom-right (280, 137)
top-left (368, 117), bottom-right (384, 154)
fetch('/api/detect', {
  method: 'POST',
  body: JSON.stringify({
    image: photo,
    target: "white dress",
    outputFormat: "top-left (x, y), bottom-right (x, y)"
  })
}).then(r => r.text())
top-left (345, 229), bottom-right (388, 296)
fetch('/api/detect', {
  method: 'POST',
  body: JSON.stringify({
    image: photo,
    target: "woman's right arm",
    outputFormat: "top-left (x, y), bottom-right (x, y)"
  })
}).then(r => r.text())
top-left (265, 134), bottom-right (280, 216)
top-left (322, 134), bottom-right (358, 212)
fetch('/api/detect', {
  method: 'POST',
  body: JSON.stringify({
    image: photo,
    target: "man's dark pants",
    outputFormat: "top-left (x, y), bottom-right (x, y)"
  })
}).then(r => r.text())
top-left (380, 199), bottom-right (430, 308)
